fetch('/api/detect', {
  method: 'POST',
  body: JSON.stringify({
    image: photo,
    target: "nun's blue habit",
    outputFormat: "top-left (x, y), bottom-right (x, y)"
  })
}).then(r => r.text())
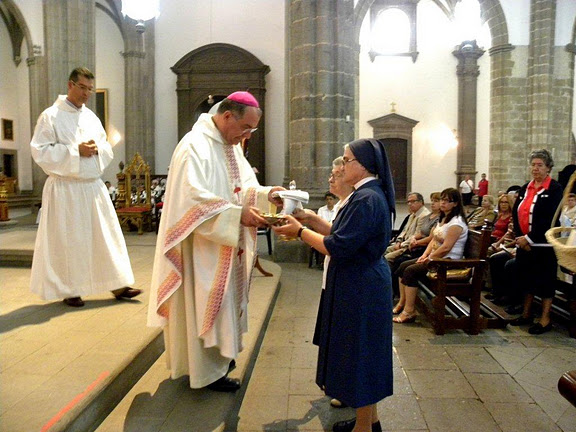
top-left (315, 138), bottom-right (395, 408)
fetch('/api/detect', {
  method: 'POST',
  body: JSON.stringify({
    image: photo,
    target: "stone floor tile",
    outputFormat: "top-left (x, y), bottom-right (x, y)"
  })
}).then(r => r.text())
top-left (486, 346), bottom-right (544, 375)
top-left (514, 353), bottom-right (576, 392)
top-left (445, 346), bottom-right (506, 373)
top-left (392, 367), bottom-right (414, 395)
top-left (406, 369), bottom-right (476, 398)
top-left (0, 335), bottom-right (46, 372)
top-left (291, 344), bottom-right (319, 369)
top-left (267, 316), bottom-right (295, 332)
top-left (378, 394), bottom-right (427, 430)
top-left (395, 345), bottom-right (457, 370)
top-left (418, 398), bottom-right (499, 432)
top-left (557, 404), bottom-right (576, 432)
top-left (485, 402), bottom-right (563, 432)
top-left (0, 370), bottom-right (51, 415)
top-left (247, 367), bottom-right (290, 396)
top-left (237, 394), bottom-right (289, 431)
top-left (262, 329), bottom-right (294, 347)
top-left (255, 346), bottom-right (294, 369)
top-left (289, 368), bottom-right (324, 396)
top-left (465, 373), bottom-right (533, 403)
top-left (519, 380), bottom-right (573, 423)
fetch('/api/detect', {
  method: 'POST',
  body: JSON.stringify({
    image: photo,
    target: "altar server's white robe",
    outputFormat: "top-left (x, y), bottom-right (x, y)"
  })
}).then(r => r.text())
top-left (30, 96), bottom-right (134, 300)
top-left (148, 113), bottom-right (270, 388)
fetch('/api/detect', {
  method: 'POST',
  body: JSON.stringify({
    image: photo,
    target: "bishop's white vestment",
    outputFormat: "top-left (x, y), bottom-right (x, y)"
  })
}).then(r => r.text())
top-left (30, 96), bottom-right (134, 300)
top-left (148, 113), bottom-right (270, 388)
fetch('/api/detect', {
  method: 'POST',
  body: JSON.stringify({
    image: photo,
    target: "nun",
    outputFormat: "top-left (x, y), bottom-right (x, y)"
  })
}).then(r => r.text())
top-left (273, 138), bottom-right (395, 432)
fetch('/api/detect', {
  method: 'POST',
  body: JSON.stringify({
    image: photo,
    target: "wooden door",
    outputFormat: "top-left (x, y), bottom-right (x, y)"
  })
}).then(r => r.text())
top-left (382, 138), bottom-right (407, 200)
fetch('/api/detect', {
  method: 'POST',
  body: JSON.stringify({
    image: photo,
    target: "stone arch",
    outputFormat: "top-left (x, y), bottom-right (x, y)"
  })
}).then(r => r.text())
top-left (478, 0), bottom-right (509, 48)
top-left (354, 0), bottom-right (510, 54)
top-left (0, 0), bottom-right (34, 66)
top-left (172, 43), bottom-right (270, 183)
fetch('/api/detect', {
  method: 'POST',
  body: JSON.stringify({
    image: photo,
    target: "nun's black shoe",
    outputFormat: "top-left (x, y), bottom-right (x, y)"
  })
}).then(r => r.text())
top-left (206, 376), bottom-right (241, 392)
top-left (333, 419), bottom-right (382, 432)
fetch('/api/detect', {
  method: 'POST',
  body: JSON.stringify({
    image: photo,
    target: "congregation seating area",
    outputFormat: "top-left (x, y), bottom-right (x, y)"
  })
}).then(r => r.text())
top-left (415, 224), bottom-right (508, 335)
top-left (412, 219), bottom-right (576, 338)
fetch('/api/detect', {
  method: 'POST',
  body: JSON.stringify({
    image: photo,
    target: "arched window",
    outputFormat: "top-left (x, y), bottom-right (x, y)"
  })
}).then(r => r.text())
top-left (368, 1), bottom-right (418, 62)
top-left (372, 8), bottom-right (410, 54)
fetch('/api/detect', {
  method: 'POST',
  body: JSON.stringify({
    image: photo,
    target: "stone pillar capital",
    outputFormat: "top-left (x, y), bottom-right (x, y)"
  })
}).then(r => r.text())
top-left (489, 43), bottom-right (515, 56)
top-left (121, 50), bottom-right (146, 59)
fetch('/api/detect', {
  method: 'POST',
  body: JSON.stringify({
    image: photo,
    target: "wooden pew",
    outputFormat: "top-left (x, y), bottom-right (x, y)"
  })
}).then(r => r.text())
top-left (416, 224), bottom-right (509, 335)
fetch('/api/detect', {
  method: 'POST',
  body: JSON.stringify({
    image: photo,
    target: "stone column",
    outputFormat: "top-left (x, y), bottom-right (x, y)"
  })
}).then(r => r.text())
top-left (43, 0), bottom-right (96, 108)
top-left (27, 54), bottom-right (49, 196)
top-left (121, 19), bottom-right (155, 170)
top-left (527, 0), bottom-right (555, 152)
top-left (453, 40), bottom-right (485, 185)
top-left (487, 43), bottom-right (528, 195)
top-left (288, 0), bottom-right (356, 206)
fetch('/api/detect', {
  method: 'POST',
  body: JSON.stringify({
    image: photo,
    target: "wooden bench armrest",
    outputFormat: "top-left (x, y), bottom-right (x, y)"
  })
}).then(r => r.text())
top-left (558, 370), bottom-right (576, 408)
top-left (427, 258), bottom-right (485, 270)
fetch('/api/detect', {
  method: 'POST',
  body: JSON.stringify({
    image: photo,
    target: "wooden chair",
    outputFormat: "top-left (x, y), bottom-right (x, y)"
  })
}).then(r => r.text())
top-left (116, 153), bottom-right (152, 235)
top-left (416, 224), bottom-right (504, 335)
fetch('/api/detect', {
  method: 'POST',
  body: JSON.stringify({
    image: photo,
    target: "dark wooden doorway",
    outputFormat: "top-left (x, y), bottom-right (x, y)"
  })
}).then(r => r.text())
top-left (382, 138), bottom-right (408, 200)
top-left (367, 113), bottom-right (419, 202)
top-left (171, 44), bottom-right (270, 183)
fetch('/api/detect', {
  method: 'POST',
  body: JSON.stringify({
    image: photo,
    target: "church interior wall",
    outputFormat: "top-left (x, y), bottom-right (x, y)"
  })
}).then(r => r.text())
top-left (0, 19), bottom-right (32, 190)
top-left (499, 0), bottom-right (530, 46)
top-left (95, 7), bottom-right (126, 185)
top-left (358, 0), bottom-right (492, 198)
top-left (13, 0), bottom-right (43, 49)
top-left (1, 0), bottom-right (575, 198)
top-left (153, 0), bottom-right (286, 186)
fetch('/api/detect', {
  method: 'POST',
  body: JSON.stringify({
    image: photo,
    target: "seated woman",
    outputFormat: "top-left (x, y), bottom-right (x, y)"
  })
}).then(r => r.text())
top-left (491, 194), bottom-right (513, 240)
top-left (467, 194), bottom-right (496, 229)
top-left (393, 188), bottom-right (468, 323)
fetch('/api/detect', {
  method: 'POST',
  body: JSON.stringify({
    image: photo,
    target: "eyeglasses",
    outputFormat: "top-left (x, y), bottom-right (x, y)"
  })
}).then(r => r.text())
top-left (406, 200), bottom-right (421, 204)
top-left (439, 198), bottom-right (455, 203)
top-left (342, 157), bottom-right (357, 165)
top-left (70, 81), bottom-right (95, 94)
top-left (241, 127), bottom-right (258, 135)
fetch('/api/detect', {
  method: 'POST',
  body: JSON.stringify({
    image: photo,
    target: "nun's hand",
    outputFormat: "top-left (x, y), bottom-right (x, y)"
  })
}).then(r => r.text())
top-left (271, 214), bottom-right (301, 238)
top-left (292, 208), bottom-right (317, 224)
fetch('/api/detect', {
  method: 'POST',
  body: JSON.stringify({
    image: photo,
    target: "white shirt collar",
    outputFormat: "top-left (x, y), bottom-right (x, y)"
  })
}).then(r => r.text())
top-left (354, 176), bottom-right (377, 190)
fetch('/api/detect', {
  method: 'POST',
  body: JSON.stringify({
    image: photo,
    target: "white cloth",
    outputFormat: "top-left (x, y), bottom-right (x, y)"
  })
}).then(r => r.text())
top-left (317, 205), bottom-right (336, 222)
top-left (30, 95), bottom-right (134, 300)
top-left (147, 113), bottom-right (271, 388)
top-left (432, 215), bottom-right (468, 259)
top-left (459, 180), bottom-right (473, 194)
top-left (561, 205), bottom-right (576, 227)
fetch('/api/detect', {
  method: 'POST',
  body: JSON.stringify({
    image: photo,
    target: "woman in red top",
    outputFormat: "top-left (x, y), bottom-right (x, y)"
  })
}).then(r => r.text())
top-left (491, 194), bottom-right (513, 240)
top-left (509, 149), bottom-right (563, 334)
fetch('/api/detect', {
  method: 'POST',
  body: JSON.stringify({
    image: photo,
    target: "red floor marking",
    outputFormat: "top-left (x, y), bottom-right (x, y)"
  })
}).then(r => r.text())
top-left (40, 371), bottom-right (110, 432)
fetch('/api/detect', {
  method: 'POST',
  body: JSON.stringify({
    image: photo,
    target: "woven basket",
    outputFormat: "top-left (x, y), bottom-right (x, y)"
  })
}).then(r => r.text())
top-left (545, 227), bottom-right (576, 273)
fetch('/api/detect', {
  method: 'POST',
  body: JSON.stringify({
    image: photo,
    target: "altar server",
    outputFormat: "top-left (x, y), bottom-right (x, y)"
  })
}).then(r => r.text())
top-left (30, 67), bottom-right (140, 307)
